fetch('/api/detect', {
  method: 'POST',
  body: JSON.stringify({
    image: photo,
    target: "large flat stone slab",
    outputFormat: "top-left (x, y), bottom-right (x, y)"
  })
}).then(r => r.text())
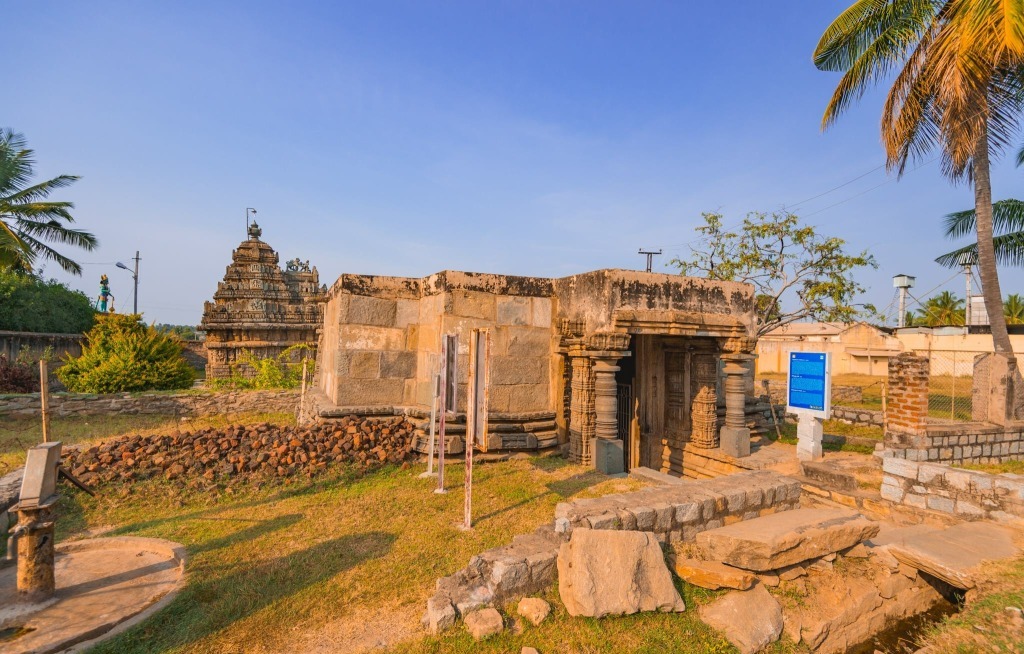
top-left (885, 522), bottom-right (1018, 590)
top-left (699, 584), bottom-right (783, 654)
top-left (557, 528), bottom-right (685, 618)
top-left (695, 508), bottom-right (879, 572)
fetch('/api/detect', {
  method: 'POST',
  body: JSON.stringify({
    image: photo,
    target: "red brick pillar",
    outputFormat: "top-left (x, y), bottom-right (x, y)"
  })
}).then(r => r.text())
top-left (885, 353), bottom-right (929, 448)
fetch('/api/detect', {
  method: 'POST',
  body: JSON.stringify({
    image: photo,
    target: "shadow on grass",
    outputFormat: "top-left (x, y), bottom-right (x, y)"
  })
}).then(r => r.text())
top-left (473, 470), bottom-right (605, 523)
top-left (190, 513), bottom-right (304, 554)
top-left (85, 530), bottom-right (397, 654)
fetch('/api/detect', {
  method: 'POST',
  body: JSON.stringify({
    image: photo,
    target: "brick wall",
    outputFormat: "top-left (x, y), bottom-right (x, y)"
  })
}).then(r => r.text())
top-left (885, 353), bottom-right (929, 443)
top-left (881, 456), bottom-right (1024, 521)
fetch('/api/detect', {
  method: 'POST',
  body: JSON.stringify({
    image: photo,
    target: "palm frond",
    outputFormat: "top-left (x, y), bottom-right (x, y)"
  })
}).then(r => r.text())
top-left (935, 231), bottom-right (1024, 267)
top-left (0, 175), bottom-right (80, 204)
top-left (942, 199), bottom-right (1024, 239)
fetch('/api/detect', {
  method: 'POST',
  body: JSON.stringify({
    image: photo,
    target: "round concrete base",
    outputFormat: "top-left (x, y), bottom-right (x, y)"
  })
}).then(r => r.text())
top-left (0, 536), bottom-right (185, 654)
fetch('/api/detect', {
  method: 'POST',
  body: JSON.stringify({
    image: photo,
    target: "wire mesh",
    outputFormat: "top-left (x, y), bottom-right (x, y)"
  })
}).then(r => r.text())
top-left (919, 350), bottom-right (973, 422)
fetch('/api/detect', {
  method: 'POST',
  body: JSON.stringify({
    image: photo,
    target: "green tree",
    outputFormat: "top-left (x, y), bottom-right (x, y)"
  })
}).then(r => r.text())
top-left (57, 313), bottom-right (194, 393)
top-left (935, 199), bottom-right (1024, 268)
top-left (1005, 293), bottom-right (1024, 324)
top-left (814, 1), bottom-right (1024, 356)
top-left (0, 129), bottom-right (98, 274)
top-left (916, 290), bottom-right (965, 326)
top-left (670, 211), bottom-right (877, 336)
top-left (0, 269), bottom-right (95, 333)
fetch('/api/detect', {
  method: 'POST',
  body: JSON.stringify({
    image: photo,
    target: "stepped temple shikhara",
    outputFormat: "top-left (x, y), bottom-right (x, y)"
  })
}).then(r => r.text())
top-left (200, 221), bottom-right (325, 379)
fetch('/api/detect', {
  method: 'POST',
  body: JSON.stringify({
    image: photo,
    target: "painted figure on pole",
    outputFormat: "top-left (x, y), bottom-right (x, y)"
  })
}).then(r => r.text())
top-left (95, 274), bottom-right (115, 313)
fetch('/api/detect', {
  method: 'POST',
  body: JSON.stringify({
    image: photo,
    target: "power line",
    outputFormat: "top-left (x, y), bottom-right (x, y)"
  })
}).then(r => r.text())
top-left (785, 163), bottom-right (887, 210)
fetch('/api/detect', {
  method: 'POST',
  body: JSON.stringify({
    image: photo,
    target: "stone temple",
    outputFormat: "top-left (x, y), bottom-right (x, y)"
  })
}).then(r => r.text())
top-left (201, 222), bottom-right (324, 379)
top-left (309, 268), bottom-right (758, 475)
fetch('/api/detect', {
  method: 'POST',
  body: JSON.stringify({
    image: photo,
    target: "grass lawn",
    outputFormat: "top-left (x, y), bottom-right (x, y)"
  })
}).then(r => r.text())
top-left (0, 411), bottom-right (297, 474)
top-left (769, 420), bottom-right (881, 455)
top-left (958, 459), bottom-right (1024, 476)
top-left (41, 442), bottom-right (779, 654)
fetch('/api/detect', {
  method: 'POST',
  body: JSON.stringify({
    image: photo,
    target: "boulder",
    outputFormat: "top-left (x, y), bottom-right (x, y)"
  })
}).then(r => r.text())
top-left (699, 584), bottom-right (783, 654)
top-left (557, 528), bottom-right (685, 618)
top-left (695, 508), bottom-right (879, 572)
top-left (673, 558), bottom-right (754, 591)
top-left (517, 597), bottom-right (551, 626)
top-left (421, 595), bottom-right (456, 634)
top-left (464, 608), bottom-right (504, 641)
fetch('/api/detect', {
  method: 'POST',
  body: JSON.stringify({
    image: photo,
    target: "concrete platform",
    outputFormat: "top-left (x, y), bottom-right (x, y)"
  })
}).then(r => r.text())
top-left (0, 536), bottom-right (185, 654)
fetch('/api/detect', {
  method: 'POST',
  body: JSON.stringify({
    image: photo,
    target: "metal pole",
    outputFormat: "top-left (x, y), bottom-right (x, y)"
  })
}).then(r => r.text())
top-left (39, 360), bottom-right (50, 443)
top-left (133, 251), bottom-right (140, 314)
top-left (420, 373), bottom-right (440, 478)
top-left (298, 359), bottom-right (308, 423)
top-left (435, 340), bottom-right (448, 495)
top-left (898, 287), bottom-right (908, 328)
top-left (964, 264), bottom-right (972, 327)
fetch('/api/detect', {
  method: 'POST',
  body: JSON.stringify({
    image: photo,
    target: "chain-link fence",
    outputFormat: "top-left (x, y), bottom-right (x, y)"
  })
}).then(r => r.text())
top-left (917, 350), bottom-right (974, 422)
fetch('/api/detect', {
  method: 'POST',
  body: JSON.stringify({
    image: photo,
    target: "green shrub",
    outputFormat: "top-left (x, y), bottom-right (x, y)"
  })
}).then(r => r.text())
top-left (207, 344), bottom-right (314, 390)
top-left (56, 314), bottom-right (194, 392)
top-left (0, 270), bottom-right (95, 333)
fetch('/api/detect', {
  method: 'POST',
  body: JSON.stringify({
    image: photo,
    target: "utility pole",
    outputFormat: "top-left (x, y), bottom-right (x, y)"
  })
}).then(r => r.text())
top-left (957, 252), bottom-right (976, 327)
top-left (115, 251), bottom-right (140, 314)
top-left (893, 274), bottom-right (915, 328)
top-left (638, 248), bottom-right (662, 273)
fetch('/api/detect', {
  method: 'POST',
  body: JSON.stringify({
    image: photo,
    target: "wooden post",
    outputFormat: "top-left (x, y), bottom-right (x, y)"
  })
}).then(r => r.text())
top-left (39, 360), bottom-right (50, 443)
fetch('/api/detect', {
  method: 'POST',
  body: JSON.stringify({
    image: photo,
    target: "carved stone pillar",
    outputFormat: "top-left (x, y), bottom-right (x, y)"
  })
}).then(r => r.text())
top-left (720, 355), bottom-right (751, 458)
top-left (568, 353), bottom-right (595, 465)
top-left (592, 357), bottom-right (624, 474)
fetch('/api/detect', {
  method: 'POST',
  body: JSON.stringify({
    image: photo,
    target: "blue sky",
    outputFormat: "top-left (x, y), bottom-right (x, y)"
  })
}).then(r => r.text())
top-left (6, 1), bottom-right (1022, 325)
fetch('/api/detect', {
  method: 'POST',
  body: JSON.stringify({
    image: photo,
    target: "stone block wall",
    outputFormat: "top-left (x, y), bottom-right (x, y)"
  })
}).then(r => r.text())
top-left (881, 456), bottom-right (1024, 521)
top-left (884, 424), bottom-right (1024, 465)
top-left (885, 353), bottom-right (929, 440)
top-left (0, 390), bottom-right (300, 419)
top-left (554, 470), bottom-right (802, 542)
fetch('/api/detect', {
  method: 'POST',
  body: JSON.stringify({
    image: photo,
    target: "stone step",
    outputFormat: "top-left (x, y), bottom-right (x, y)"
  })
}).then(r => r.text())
top-left (881, 522), bottom-right (1019, 590)
top-left (672, 557), bottom-right (754, 590)
top-left (695, 507), bottom-right (880, 572)
top-left (800, 461), bottom-right (858, 492)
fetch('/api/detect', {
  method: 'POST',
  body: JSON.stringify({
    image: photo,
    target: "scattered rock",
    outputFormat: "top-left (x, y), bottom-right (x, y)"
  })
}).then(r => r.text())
top-left (700, 584), bottom-right (783, 654)
top-left (464, 608), bottom-right (504, 641)
top-left (695, 508), bottom-right (879, 572)
top-left (557, 529), bottom-right (685, 618)
top-left (522, 648), bottom-right (540, 654)
top-left (60, 417), bottom-right (417, 489)
top-left (517, 597), bottom-right (551, 626)
top-left (843, 543), bottom-right (869, 558)
top-left (778, 564), bottom-right (806, 581)
top-left (422, 595), bottom-right (456, 634)
top-left (674, 558), bottom-right (754, 591)
top-left (758, 572), bottom-right (780, 588)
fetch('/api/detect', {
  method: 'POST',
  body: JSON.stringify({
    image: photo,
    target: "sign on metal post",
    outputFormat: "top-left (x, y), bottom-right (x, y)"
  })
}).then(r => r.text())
top-left (436, 334), bottom-right (458, 494)
top-left (463, 329), bottom-right (490, 530)
top-left (787, 351), bottom-right (831, 461)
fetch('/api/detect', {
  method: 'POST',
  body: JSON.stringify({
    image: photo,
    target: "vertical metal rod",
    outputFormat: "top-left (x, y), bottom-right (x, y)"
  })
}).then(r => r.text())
top-left (435, 339), bottom-right (448, 494)
top-left (965, 264), bottom-right (972, 327)
top-left (39, 360), bottom-right (50, 443)
top-left (425, 374), bottom-right (439, 475)
top-left (465, 333), bottom-right (476, 530)
top-left (951, 351), bottom-right (956, 420)
top-left (298, 359), bottom-right (308, 423)
top-left (133, 251), bottom-right (140, 314)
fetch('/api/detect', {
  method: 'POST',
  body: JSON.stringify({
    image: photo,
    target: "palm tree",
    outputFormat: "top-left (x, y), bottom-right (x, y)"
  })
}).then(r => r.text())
top-left (1006, 293), bottom-right (1024, 324)
top-left (0, 129), bottom-right (97, 275)
top-left (917, 291), bottom-right (965, 326)
top-left (935, 199), bottom-right (1024, 268)
top-left (814, 2), bottom-right (1024, 356)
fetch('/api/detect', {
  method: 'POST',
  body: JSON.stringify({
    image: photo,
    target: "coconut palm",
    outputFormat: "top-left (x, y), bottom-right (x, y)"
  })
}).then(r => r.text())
top-left (917, 290), bottom-right (966, 326)
top-left (1006, 293), bottom-right (1024, 324)
top-left (0, 129), bottom-right (97, 275)
top-left (936, 199), bottom-right (1024, 268)
top-left (814, 1), bottom-right (1024, 355)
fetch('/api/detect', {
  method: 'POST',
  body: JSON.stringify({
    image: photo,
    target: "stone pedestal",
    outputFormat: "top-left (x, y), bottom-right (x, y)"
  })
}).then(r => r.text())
top-left (972, 353), bottom-right (1024, 425)
top-left (594, 438), bottom-right (625, 475)
top-left (796, 412), bottom-right (823, 461)
top-left (14, 502), bottom-right (56, 603)
top-left (720, 357), bottom-right (751, 458)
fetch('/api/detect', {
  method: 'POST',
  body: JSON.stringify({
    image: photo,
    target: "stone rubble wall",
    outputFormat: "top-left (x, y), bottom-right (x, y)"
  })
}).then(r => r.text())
top-left (424, 469), bottom-right (801, 633)
top-left (880, 456), bottom-right (1024, 521)
top-left (0, 389), bottom-right (300, 419)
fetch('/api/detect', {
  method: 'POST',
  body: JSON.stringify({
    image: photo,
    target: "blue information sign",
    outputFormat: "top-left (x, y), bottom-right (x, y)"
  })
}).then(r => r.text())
top-left (787, 352), bottom-right (831, 416)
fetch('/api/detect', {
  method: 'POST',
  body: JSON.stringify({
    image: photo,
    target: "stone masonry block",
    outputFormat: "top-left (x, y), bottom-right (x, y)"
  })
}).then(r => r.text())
top-left (675, 502), bottom-right (701, 525)
top-left (880, 483), bottom-right (904, 502)
top-left (917, 463), bottom-right (945, 484)
top-left (451, 290), bottom-right (496, 321)
top-left (882, 457), bottom-right (920, 479)
top-left (491, 356), bottom-right (547, 386)
top-left (501, 327), bottom-right (551, 358)
top-left (335, 378), bottom-right (405, 406)
top-left (496, 297), bottom-right (531, 326)
top-left (508, 383), bottom-right (550, 413)
top-left (395, 299), bottom-right (420, 328)
top-left (380, 351), bottom-right (417, 379)
top-left (349, 351), bottom-right (381, 379)
top-left (926, 496), bottom-right (955, 513)
top-left (346, 295), bottom-right (398, 327)
top-left (339, 325), bottom-right (405, 351)
top-left (531, 297), bottom-right (552, 328)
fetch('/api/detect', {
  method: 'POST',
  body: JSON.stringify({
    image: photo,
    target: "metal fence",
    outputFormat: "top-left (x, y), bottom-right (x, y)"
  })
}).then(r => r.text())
top-left (916, 350), bottom-right (973, 422)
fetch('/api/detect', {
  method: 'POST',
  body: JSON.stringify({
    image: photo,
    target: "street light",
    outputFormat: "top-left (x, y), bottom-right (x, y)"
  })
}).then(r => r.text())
top-left (116, 251), bottom-right (140, 314)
